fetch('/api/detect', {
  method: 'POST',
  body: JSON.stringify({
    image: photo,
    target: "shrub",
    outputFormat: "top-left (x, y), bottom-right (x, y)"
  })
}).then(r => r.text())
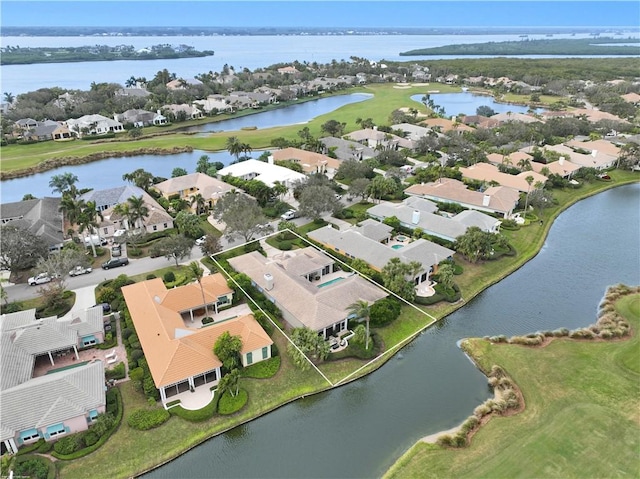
top-left (473, 403), bottom-right (492, 418)
top-left (460, 415), bottom-right (479, 433)
top-left (217, 389), bottom-right (248, 415)
top-left (130, 349), bottom-right (144, 362)
top-left (436, 434), bottom-right (454, 447)
top-left (552, 327), bottom-right (570, 337)
top-left (127, 408), bottom-right (171, 430)
top-left (163, 271), bottom-right (176, 283)
top-left (241, 356), bottom-right (281, 378)
top-left (489, 335), bottom-right (508, 343)
top-left (369, 297), bottom-right (402, 327)
top-left (278, 240), bottom-right (292, 250)
top-left (106, 362), bottom-right (126, 380)
top-left (82, 431), bottom-right (99, 447)
top-left (36, 440), bottom-right (53, 453)
top-left (201, 316), bottom-right (214, 325)
top-left (146, 274), bottom-right (157, 280)
top-left (452, 433), bottom-right (467, 447)
top-left (53, 436), bottom-right (80, 455)
top-left (13, 456), bottom-right (54, 479)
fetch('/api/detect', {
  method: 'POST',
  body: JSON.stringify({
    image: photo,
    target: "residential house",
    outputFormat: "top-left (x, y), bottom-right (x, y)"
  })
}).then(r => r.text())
top-left (621, 92), bottom-right (640, 105)
top-left (115, 86), bottom-right (151, 98)
top-left (566, 108), bottom-right (628, 124)
top-left (162, 104), bottom-right (203, 120)
top-left (217, 158), bottom-right (306, 189)
top-left (538, 144), bottom-right (617, 170)
top-left (271, 147), bottom-right (342, 177)
top-left (459, 163), bottom-right (547, 192)
top-left (486, 151), bottom-right (534, 168)
top-left (308, 224), bottom-right (455, 285)
top-left (0, 197), bottom-right (64, 251)
top-left (114, 109), bottom-right (167, 127)
top-left (490, 112), bottom-right (542, 124)
top-left (166, 78), bottom-right (203, 90)
top-left (121, 274), bottom-right (272, 405)
top-left (530, 157), bottom-right (582, 178)
top-left (78, 185), bottom-right (173, 238)
top-left (152, 173), bottom-right (236, 210)
top-left (345, 128), bottom-right (412, 150)
top-left (391, 123), bottom-right (435, 141)
top-left (460, 115), bottom-right (501, 129)
top-left (367, 197), bottom-right (500, 242)
top-left (0, 307), bottom-right (107, 453)
top-left (405, 178), bottom-right (520, 218)
top-left (319, 137), bottom-right (377, 162)
top-left (228, 247), bottom-right (388, 339)
top-left (420, 118), bottom-right (474, 134)
top-left (65, 114), bottom-right (124, 137)
top-left (194, 94), bottom-right (235, 114)
top-left (277, 66), bottom-right (300, 75)
top-left (22, 120), bottom-right (73, 142)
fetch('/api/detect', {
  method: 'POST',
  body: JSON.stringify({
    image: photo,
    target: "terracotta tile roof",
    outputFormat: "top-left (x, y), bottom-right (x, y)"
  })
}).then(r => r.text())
top-left (460, 163), bottom-right (547, 192)
top-left (161, 274), bottom-right (233, 312)
top-left (122, 275), bottom-right (271, 388)
top-left (271, 147), bottom-right (341, 173)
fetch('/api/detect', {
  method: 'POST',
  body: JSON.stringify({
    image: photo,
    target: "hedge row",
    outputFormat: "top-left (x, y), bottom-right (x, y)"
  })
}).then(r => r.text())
top-left (127, 408), bottom-right (171, 430)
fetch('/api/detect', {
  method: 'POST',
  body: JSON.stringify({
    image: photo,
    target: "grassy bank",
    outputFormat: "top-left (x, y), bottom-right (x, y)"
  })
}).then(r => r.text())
top-left (384, 292), bottom-right (640, 479)
top-left (0, 83), bottom-right (459, 176)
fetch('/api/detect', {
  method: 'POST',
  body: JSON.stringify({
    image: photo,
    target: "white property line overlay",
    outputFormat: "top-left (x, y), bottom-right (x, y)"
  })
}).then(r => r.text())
top-left (211, 226), bottom-right (441, 387)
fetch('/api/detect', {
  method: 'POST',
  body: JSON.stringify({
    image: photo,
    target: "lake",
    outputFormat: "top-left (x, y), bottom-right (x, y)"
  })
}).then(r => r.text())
top-left (3, 32), bottom-right (639, 95)
top-left (143, 183), bottom-right (640, 478)
top-left (0, 93), bottom-right (370, 203)
top-left (411, 92), bottom-right (544, 117)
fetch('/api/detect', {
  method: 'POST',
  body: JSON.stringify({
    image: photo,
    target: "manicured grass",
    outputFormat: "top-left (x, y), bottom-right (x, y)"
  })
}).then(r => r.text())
top-left (384, 293), bottom-right (640, 479)
top-left (128, 264), bottom-right (191, 283)
top-left (1, 83), bottom-right (459, 175)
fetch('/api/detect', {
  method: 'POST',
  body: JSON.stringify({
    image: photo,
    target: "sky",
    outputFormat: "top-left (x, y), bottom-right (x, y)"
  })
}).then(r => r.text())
top-left (1, 1), bottom-right (639, 28)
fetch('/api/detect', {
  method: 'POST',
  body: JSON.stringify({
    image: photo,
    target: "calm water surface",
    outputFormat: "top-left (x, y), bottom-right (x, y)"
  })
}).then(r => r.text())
top-left (144, 183), bottom-right (640, 479)
top-left (411, 92), bottom-right (544, 117)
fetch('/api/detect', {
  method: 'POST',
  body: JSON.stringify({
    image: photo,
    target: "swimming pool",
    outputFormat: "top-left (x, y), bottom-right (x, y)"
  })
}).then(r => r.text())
top-left (318, 277), bottom-right (346, 288)
top-left (391, 244), bottom-right (404, 250)
top-left (395, 235), bottom-right (408, 242)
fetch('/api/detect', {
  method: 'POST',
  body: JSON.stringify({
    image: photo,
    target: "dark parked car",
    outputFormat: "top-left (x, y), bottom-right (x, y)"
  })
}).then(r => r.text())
top-left (93, 302), bottom-right (112, 314)
top-left (101, 257), bottom-right (129, 269)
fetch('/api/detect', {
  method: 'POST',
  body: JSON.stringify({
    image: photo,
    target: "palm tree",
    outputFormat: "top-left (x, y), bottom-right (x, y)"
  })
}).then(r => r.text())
top-left (226, 136), bottom-right (243, 162)
top-left (59, 192), bottom-right (82, 238)
top-left (3, 92), bottom-right (15, 104)
top-left (272, 181), bottom-right (288, 201)
top-left (240, 142), bottom-right (252, 159)
top-left (126, 195), bottom-right (150, 233)
top-left (77, 200), bottom-right (103, 257)
top-left (346, 300), bottom-right (372, 350)
top-left (188, 261), bottom-right (209, 319)
top-left (517, 158), bottom-right (532, 171)
top-left (523, 175), bottom-right (535, 218)
top-left (190, 193), bottom-right (207, 215)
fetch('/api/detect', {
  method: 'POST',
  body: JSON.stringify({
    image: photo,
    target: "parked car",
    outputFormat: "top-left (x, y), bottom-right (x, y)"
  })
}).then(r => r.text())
top-left (280, 209), bottom-right (299, 221)
top-left (195, 235), bottom-right (207, 246)
top-left (101, 257), bottom-right (129, 270)
top-left (93, 302), bottom-right (112, 314)
top-left (111, 244), bottom-right (122, 257)
top-left (69, 265), bottom-right (92, 277)
top-left (28, 272), bottom-right (52, 286)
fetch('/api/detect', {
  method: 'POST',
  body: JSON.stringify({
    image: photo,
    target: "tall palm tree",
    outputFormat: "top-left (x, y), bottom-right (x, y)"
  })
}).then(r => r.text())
top-left (523, 175), bottom-right (535, 218)
top-left (240, 142), bottom-right (252, 159)
top-left (59, 192), bottom-right (82, 238)
top-left (188, 261), bottom-right (209, 319)
top-left (77, 200), bottom-right (103, 257)
top-left (126, 195), bottom-right (150, 233)
top-left (190, 193), bottom-right (207, 215)
top-left (226, 136), bottom-right (243, 162)
top-left (346, 300), bottom-right (372, 350)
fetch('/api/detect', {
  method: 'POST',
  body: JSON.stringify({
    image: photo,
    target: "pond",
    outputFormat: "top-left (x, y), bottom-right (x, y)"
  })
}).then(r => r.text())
top-left (411, 91), bottom-right (544, 117)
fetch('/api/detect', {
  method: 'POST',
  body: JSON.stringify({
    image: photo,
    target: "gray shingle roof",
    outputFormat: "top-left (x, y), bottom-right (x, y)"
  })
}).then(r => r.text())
top-left (319, 137), bottom-right (377, 161)
top-left (0, 197), bottom-right (63, 248)
top-left (0, 361), bottom-right (105, 441)
top-left (79, 185), bottom-right (148, 210)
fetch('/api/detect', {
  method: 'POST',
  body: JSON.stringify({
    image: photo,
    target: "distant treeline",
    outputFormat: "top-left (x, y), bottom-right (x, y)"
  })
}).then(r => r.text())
top-left (400, 38), bottom-right (640, 56)
top-left (1, 44), bottom-right (214, 65)
top-left (388, 57), bottom-right (640, 83)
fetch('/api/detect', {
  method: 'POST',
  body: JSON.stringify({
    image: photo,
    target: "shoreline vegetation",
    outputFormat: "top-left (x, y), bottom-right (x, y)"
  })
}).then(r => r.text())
top-left (0, 44), bottom-right (214, 65)
top-left (56, 176), bottom-right (639, 479)
top-left (400, 37), bottom-right (640, 56)
top-left (384, 285), bottom-right (640, 478)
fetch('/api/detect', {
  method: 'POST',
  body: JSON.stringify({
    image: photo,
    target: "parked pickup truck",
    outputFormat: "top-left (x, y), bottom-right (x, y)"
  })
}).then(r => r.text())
top-left (280, 209), bottom-right (299, 221)
top-left (101, 257), bottom-right (129, 270)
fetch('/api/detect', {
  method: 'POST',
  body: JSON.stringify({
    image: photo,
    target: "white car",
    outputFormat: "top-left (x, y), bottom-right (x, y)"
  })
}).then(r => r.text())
top-left (69, 265), bottom-right (93, 277)
top-left (28, 273), bottom-right (52, 286)
top-left (280, 210), bottom-right (298, 221)
top-left (195, 235), bottom-right (207, 246)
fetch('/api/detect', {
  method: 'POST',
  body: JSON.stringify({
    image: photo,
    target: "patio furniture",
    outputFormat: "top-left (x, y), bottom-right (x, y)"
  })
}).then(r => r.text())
top-left (105, 349), bottom-right (117, 359)
top-left (107, 356), bottom-right (118, 365)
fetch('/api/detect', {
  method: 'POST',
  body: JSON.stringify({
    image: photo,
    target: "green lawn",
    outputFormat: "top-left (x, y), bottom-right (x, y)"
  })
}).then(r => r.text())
top-left (384, 293), bottom-right (640, 479)
top-left (1, 83), bottom-right (459, 175)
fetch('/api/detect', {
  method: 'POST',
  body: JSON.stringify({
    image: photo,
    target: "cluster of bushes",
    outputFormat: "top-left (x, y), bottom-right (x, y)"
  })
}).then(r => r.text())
top-left (369, 297), bottom-right (402, 327)
top-left (217, 389), bottom-right (248, 415)
top-left (96, 274), bottom-right (135, 313)
top-left (229, 272), bottom-right (282, 333)
top-left (51, 387), bottom-right (122, 460)
top-left (12, 455), bottom-right (55, 479)
top-left (241, 356), bottom-right (281, 379)
top-left (127, 408), bottom-right (171, 430)
top-left (201, 316), bottom-right (214, 325)
top-left (414, 283), bottom-right (461, 305)
top-left (16, 438), bottom-right (52, 456)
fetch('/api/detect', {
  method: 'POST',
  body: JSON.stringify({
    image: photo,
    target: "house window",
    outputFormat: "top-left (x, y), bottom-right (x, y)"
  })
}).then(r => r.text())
top-left (153, 225), bottom-right (157, 231)
top-left (217, 296), bottom-right (229, 305)
top-left (87, 410), bottom-right (99, 423)
top-left (246, 352), bottom-right (253, 365)
top-left (262, 347), bottom-right (269, 359)
top-left (103, 228), bottom-right (108, 234)
top-left (46, 423), bottom-right (67, 438)
top-left (82, 335), bottom-right (97, 347)
top-left (164, 223), bottom-right (168, 228)
top-left (19, 429), bottom-right (40, 443)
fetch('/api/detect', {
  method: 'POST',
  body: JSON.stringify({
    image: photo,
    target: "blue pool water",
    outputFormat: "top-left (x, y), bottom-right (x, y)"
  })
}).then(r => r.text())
top-left (317, 277), bottom-right (346, 288)
top-left (391, 245), bottom-right (404, 250)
